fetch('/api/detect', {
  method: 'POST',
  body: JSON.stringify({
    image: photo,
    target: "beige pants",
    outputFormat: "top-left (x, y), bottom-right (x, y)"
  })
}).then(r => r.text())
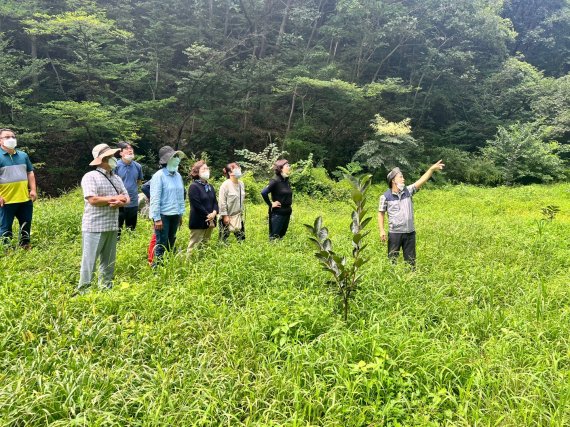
top-left (187, 228), bottom-right (213, 253)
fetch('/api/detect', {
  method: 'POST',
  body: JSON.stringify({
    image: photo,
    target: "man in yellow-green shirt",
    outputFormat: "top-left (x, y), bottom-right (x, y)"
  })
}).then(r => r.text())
top-left (0, 128), bottom-right (37, 248)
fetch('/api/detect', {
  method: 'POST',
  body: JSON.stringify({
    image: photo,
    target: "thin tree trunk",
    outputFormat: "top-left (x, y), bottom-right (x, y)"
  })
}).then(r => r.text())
top-left (371, 41), bottom-right (404, 83)
top-left (47, 52), bottom-right (66, 98)
top-left (355, 38), bottom-right (365, 80)
top-left (305, 0), bottom-right (325, 52)
top-left (31, 35), bottom-right (38, 100)
top-left (418, 77), bottom-right (438, 125)
top-left (412, 71), bottom-right (425, 111)
top-left (224, 0), bottom-right (230, 36)
top-left (277, 0), bottom-right (294, 46)
top-left (242, 91), bottom-right (250, 130)
top-left (153, 54), bottom-right (159, 101)
top-left (286, 84), bottom-right (298, 135)
top-left (175, 112), bottom-right (195, 149)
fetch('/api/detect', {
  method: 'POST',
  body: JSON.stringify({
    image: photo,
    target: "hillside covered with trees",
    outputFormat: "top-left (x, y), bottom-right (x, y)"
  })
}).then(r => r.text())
top-left (0, 0), bottom-right (568, 193)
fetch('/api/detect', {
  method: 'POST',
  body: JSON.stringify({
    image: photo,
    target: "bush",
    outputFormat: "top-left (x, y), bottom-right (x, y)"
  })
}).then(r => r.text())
top-left (430, 147), bottom-right (504, 186)
top-left (289, 155), bottom-right (351, 201)
top-left (234, 143), bottom-right (288, 180)
top-left (240, 172), bottom-right (264, 204)
top-left (353, 115), bottom-right (422, 172)
top-left (481, 122), bottom-right (565, 184)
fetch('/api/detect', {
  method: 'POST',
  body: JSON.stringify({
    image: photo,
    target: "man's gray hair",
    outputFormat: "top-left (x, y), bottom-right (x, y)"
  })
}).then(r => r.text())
top-left (386, 167), bottom-right (402, 187)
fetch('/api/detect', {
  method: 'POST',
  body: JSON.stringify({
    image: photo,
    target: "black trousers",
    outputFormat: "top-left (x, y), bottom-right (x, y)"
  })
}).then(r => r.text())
top-left (388, 231), bottom-right (416, 266)
top-left (219, 221), bottom-right (245, 243)
top-left (118, 206), bottom-right (138, 237)
top-left (269, 213), bottom-right (290, 240)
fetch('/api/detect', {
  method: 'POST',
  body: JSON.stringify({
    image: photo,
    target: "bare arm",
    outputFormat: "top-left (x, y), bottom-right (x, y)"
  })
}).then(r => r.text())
top-left (86, 195), bottom-right (115, 207)
top-left (87, 195), bottom-right (129, 207)
top-left (28, 171), bottom-right (37, 202)
top-left (413, 159), bottom-right (445, 189)
top-left (378, 211), bottom-right (386, 242)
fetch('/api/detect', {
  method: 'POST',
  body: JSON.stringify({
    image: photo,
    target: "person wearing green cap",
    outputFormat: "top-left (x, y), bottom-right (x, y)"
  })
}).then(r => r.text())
top-left (378, 160), bottom-right (445, 267)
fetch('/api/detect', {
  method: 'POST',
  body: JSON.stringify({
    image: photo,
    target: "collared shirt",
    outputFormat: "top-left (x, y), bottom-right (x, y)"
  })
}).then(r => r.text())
top-left (149, 168), bottom-right (185, 221)
top-left (115, 159), bottom-right (143, 208)
top-left (378, 184), bottom-right (418, 233)
top-left (81, 167), bottom-right (128, 232)
top-left (0, 148), bottom-right (34, 204)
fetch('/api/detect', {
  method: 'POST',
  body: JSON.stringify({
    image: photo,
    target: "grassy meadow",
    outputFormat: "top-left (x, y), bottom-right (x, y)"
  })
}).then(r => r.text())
top-left (0, 183), bottom-right (569, 426)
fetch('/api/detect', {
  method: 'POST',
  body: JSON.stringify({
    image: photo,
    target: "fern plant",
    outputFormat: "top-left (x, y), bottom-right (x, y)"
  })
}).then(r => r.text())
top-left (305, 173), bottom-right (372, 321)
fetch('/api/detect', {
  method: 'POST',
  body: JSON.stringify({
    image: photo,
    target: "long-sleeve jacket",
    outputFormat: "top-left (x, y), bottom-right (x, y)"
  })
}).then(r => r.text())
top-left (188, 180), bottom-right (219, 229)
top-left (149, 168), bottom-right (185, 221)
top-left (218, 179), bottom-right (245, 216)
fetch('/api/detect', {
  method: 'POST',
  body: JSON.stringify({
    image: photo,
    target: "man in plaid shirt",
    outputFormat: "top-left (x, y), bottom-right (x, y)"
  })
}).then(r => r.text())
top-left (76, 144), bottom-right (130, 294)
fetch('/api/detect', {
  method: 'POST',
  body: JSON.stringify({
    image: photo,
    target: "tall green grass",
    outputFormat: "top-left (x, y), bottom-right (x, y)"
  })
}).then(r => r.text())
top-left (0, 184), bottom-right (568, 425)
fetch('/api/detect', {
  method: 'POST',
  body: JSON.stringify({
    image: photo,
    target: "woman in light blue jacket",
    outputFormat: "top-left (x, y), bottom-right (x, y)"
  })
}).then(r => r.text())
top-left (149, 146), bottom-right (185, 265)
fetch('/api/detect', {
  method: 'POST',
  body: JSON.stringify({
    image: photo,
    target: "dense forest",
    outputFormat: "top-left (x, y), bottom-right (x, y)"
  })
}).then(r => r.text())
top-left (0, 0), bottom-right (568, 194)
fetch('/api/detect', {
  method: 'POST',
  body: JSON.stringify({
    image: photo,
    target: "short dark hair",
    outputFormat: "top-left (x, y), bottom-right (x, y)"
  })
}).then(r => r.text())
top-left (273, 159), bottom-right (289, 176)
top-left (117, 141), bottom-right (132, 151)
top-left (190, 160), bottom-right (206, 179)
top-left (0, 128), bottom-right (15, 136)
top-left (222, 162), bottom-right (239, 178)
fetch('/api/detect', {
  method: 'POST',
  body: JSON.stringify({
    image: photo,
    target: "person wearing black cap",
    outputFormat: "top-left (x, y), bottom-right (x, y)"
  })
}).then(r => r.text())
top-left (378, 160), bottom-right (445, 266)
top-left (149, 146), bottom-right (186, 265)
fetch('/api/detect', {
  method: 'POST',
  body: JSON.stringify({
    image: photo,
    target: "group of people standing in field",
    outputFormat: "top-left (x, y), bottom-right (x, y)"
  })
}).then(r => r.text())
top-left (75, 142), bottom-right (295, 294)
top-left (0, 128), bottom-right (444, 294)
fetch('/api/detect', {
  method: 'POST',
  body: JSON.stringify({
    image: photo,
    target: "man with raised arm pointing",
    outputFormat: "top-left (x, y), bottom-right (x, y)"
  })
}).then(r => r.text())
top-left (378, 160), bottom-right (445, 267)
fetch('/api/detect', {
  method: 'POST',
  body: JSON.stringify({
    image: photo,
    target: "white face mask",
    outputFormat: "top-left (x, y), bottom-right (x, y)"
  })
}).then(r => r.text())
top-left (107, 157), bottom-right (118, 169)
top-left (124, 154), bottom-right (135, 162)
top-left (3, 138), bottom-right (17, 149)
top-left (199, 171), bottom-right (210, 181)
top-left (167, 157), bottom-right (180, 172)
top-left (396, 183), bottom-right (405, 191)
top-left (232, 168), bottom-right (242, 178)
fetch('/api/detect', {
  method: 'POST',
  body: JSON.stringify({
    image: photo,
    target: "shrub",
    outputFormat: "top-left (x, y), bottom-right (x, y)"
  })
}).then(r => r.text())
top-left (430, 147), bottom-right (503, 186)
top-left (234, 143), bottom-right (288, 180)
top-left (353, 115), bottom-right (421, 172)
top-left (289, 154), bottom-right (351, 201)
top-left (481, 122), bottom-right (565, 184)
top-left (240, 171), bottom-right (264, 204)
top-left (305, 174), bottom-right (373, 321)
